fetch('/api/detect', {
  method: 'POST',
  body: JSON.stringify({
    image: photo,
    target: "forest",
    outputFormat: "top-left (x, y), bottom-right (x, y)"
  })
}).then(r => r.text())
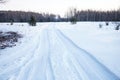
top-left (0, 9), bottom-right (120, 22)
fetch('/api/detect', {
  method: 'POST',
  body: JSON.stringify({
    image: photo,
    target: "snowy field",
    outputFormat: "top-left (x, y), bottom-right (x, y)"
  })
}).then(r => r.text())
top-left (0, 22), bottom-right (120, 80)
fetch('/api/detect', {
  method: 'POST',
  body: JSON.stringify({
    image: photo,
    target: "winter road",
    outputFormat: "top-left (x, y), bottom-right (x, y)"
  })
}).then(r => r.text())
top-left (0, 24), bottom-right (119, 80)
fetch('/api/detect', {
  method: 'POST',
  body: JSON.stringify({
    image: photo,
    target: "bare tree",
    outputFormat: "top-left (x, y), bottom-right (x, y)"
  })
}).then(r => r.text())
top-left (67, 7), bottom-right (77, 24)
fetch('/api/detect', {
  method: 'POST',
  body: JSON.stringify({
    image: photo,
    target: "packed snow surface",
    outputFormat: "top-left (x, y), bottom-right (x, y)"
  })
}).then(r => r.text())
top-left (0, 22), bottom-right (120, 80)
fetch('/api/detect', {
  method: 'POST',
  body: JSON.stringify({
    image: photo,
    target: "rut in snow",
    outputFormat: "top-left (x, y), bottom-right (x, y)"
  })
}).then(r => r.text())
top-left (0, 26), bottom-right (119, 80)
top-left (53, 28), bottom-right (119, 80)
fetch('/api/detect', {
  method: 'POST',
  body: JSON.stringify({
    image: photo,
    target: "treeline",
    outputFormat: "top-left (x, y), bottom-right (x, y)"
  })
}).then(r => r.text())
top-left (74, 10), bottom-right (120, 21)
top-left (0, 10), bottom-right (120, 22)
top-left (0, 11), bottom-right (62, 22)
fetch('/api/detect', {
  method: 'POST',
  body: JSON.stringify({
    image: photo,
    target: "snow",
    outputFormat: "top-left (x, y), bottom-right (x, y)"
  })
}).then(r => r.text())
top-left (0, 22), bottom-right (120, 80)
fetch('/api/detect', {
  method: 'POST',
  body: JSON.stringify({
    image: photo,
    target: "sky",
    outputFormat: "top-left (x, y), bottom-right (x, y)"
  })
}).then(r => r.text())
top-left (0, 0), bottom-right (120, 16)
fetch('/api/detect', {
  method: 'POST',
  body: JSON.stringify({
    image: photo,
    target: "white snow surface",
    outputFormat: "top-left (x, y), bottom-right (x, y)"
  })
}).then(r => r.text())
top-left (0, 22), bottom-right (120, 80)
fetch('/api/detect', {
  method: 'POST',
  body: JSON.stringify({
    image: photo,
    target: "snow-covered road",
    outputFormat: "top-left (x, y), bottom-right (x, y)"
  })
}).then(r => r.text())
top-left (0, 22), bottom-right (120, 80)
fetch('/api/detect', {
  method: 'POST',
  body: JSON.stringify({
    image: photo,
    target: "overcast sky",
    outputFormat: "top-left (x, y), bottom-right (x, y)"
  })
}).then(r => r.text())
top-left (0, 0), bottom-right (120, 16)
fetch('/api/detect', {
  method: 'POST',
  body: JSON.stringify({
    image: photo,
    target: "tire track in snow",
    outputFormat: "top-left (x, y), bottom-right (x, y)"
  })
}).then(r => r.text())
top-left (46, 30), bottom-right (56, 80)
top-left (14, 29), bottom-right (55, 80)
top-left (48, 28), bottom-right (85, 80)
top-left (0, 23), bottom-right (120, 80)
top-left (54, 28), bottom-right (120, 80)
top-left (0, 29), bottom-right (54, 80)
top-left (0, 32), bottom-right (42, 80)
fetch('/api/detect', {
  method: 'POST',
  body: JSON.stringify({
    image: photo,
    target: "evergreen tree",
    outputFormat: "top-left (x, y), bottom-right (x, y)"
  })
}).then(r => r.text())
top-left (70, 17), bottom-right (77, 24)
top-left (10, 18), bottom-right (14, 25)
top-left (67, 8), bottom-right (77, 24)
top-left (29, 16), bottom-right (36, 26)
top-left (115, 24), bottom-right (120, 30)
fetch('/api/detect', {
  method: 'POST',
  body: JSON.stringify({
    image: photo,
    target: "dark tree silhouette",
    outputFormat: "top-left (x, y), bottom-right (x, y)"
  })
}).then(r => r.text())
top-left (0, 10), bottom-right (120, 22)
top-left (10, 18), bottom-right (14, 25)
top-left (0, 11), bottom-right (58, 22)
top-left (116, 25), bottom-right (120, 30)
top-left (115, 22), bottom-right (120, 30)
top-left (67, 8), bottom-right (77, 24)
top-left (29, 16), bottom-right (36, 26)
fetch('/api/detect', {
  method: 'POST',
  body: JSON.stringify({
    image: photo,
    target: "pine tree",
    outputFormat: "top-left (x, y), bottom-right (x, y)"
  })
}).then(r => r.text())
top-left (29, 16), bottom-right (36, 26)
top-left (10, 19), bottom-right (14, 25)
top-left (67, 8), bottom-right (77, 24)
top-left (115, 24), bottom-right (120, 30)
top-left (70, 17), bottom-right (77, 24)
